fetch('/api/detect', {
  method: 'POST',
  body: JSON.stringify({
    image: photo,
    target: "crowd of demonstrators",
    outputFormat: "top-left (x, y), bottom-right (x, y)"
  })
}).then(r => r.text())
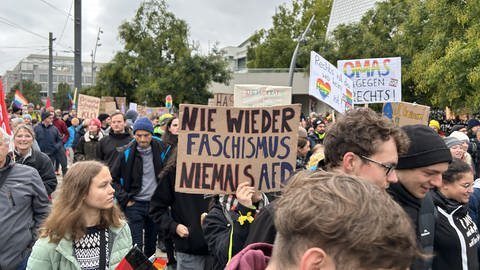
top-left (6, 100), bottom-right (480, 270)
top-left (432, 159), bottom-right (479, 270)
top-left (226, 171), bottom-right (420, 270)
top-left (111, 117), bottom-right (170, 257)
top-left (27, 161), bottom-right (132, 269)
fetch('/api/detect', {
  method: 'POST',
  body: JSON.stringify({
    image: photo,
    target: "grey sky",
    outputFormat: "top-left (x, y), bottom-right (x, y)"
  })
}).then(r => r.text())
top-left (0, 0), bottom-right (289, 75)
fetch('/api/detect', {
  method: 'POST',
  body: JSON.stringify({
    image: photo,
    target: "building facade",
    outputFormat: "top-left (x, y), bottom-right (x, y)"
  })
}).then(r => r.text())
top-left (326, 0), bottom-right (380, 35)
top-left (2, 54), bottom-right (103, 97)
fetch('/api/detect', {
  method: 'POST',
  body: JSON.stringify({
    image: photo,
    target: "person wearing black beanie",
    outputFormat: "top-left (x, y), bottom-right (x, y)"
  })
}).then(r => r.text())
top-left (388, 124), bottom-right (452, 270)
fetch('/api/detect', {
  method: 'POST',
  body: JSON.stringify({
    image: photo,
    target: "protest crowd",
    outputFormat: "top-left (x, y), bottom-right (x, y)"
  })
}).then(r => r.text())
top-left (2, 91), bottom-right (480, 270)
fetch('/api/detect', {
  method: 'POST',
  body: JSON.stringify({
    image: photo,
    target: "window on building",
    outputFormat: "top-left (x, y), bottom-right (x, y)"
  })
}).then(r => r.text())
top-left (39, 74), bottom-right (48, 82)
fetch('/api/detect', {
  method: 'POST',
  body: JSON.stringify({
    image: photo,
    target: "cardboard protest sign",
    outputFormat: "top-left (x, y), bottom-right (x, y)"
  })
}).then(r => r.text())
top-left (382, 102), bottom-right (430, 127)
top-left (213, 93), bottom-right (234, 107)
top-left (99, 96), bottom-right (114, 114)
top-left (309, 51), bottom-right (353, 113)
top-left (338, 57), bottom-right (401, 104)
top-left (103, 102), bottom-right (117, 115)
top-left (234, 85), bottom-right (292, 107)
top-left (176, 104), bottom-right (301, 194)
top-left (77, 94), bottom-right (100, 120)
top-left (129, 102), bottom-right (137, 112)
top-left (208, 98), bottom-right (215, 106)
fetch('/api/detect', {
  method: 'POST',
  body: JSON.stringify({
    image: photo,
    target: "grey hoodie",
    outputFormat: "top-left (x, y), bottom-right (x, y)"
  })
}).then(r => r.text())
top-left (0, 156), bottom-right (49, 269)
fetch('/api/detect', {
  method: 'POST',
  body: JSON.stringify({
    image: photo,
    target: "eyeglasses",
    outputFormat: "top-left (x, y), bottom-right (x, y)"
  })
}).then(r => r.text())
top-left (359, 155), bottom-right (396, 176)
top-left (458, 182), bottom-right (473, 189)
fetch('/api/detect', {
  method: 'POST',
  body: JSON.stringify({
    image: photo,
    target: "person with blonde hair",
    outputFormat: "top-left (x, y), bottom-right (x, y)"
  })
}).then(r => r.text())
top-left (12, 124), bottom-right (57, 195)
top-left (27, 161), bottom-right (132, 269)
top-left (227, 171), bottom-right (420, 270)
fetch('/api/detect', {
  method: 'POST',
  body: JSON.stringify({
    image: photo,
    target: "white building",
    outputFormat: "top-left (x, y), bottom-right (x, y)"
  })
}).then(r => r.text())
top-left (2, 54), bottom-right (103, 97)
top-left (326, 0), bottom-right (380, 35)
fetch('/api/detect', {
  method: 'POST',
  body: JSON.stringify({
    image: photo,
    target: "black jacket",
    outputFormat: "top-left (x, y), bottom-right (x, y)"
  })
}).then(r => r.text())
top-left (96, 128), bottom-right (133, 170)
top-left (112, 138), bottom-right (168, 208)
top-left (74, 131), bottom-right (103, 162)
top-left (388, 182), bottom-right (435, 270)
top-left (431, 190), bottom-right (479, 270)
top-left (203, 196), bottom-right (268, 270)
top-left (149, 169), bottom-right (209, 255)
top-left (244, 201), bottom-right (277, 246)
top-left (12, 149), bottom-right (57, 195)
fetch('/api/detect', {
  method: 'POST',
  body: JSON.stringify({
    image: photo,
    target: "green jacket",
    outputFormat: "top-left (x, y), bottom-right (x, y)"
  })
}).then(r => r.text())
top-left (26, 222), bottom-right (132, 270)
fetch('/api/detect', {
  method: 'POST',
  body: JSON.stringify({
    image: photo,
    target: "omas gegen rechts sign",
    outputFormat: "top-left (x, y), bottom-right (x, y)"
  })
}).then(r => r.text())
top-left (337, 57), bottom-right (401, 104)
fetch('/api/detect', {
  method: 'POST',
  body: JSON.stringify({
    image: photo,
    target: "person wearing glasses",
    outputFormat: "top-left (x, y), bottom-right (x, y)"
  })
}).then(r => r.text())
top-left (430, 158), bottom-right (479, 270)
top-left (388, 124), bottom-right (452, 270)
top-left (244, 107), bottom-right (410, 246)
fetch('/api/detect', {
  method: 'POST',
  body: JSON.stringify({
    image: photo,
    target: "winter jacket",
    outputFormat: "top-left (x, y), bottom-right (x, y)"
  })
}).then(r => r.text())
top-left (74, 131), bottom-right (103, 162)
top-left (308, 131), bottom-right (325, 149)
top-left (244, 201), bottom-right (277, 246)
top-left (13, 149), bottom-right (57, 195)
top-left (65, 125), bottom-right (76, 148)
top-left (26, 222), bottom-right (132, 270)
top-left (432, 190), bottom-right (480, 270)
top-left (111, 138), bottom-right (169, 209)
top-left (34, 123), bottom-right (63, 156)
top-left (96, 128), bottom-right (133, 171)
top-left (53, 118), bottom-right (69, 144)
top-left (225, 243), bottom-right (272, 270)
top-left (72, 124), bottom-right (86, 150)
top-left (203, 195), bottom-right (269, 270)
top-left (0, 156), bottom-right (49, 269)
top-left (388, 182), bottom-right (436, 270)
top-left (149, 169), bottom-right (210, 255)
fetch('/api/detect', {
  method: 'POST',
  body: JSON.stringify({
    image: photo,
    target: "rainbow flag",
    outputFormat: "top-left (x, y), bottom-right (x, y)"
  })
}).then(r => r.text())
top-left (13, 90), bottom-right (28, 108)
top-left (344, 89), bottom-right (353, 109)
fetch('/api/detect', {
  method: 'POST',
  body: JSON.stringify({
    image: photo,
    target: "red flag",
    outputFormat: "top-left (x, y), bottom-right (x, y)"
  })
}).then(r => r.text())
top-left (0, 80), bottom-right (12, 135)
top-left (45, 97), bottom-right (51, 108)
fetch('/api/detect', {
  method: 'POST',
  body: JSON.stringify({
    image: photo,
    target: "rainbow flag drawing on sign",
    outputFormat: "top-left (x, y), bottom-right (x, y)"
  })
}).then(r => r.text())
top-left (344, 88), bottom-right (353, 109)
top-left (13, 90), bottom-right (28, 108)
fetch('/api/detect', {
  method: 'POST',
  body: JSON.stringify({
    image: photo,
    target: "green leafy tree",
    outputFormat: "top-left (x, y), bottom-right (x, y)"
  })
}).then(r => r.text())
top-left (247, 0), bottom-right (333, 69)
top-left (54, 82), bottom-right (71, 111)
top-left (92, 0), bottom-right (231, 106)
top-left (7, 79), bottom-right (42, 107)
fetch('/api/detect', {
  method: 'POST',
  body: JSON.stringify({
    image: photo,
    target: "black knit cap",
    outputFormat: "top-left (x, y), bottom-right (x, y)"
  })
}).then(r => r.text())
top-left (397, 125), bottom-right (452, 169)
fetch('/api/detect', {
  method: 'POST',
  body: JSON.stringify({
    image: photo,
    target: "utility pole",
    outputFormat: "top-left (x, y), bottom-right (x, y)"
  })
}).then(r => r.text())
top-left (91, 27), bottom-right (102, 86)
top-left (48, 32), bottom-right (55, 98)
top-left (74, 0), bottom-right (81, 91)
top-left (288, 16), bottom-right (315, 87)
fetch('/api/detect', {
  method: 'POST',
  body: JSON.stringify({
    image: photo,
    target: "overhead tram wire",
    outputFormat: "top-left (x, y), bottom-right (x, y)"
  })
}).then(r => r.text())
top-left (39, 0), bottom-right (74, 19)
top-left (58, 0), bottom-right (74, 45)
top-left (0, 17), bottom-right (48, 41)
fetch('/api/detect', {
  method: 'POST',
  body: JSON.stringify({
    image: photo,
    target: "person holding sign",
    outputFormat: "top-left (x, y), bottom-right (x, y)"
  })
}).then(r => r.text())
top-left (245, 107), bottom-right (410, 246)
top-left (202, 182), bottom-right (269, 270)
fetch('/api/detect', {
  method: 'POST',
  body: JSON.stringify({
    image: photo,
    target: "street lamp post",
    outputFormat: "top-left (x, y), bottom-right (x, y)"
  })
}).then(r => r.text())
top-left (288, 16), bottom-right (315, 87)
top-left (91, 27), bottom-right (103, 85)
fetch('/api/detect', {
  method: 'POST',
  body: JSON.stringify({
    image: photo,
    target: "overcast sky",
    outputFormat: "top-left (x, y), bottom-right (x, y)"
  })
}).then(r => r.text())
top-left (0, 0), bottom-right (289, 75)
